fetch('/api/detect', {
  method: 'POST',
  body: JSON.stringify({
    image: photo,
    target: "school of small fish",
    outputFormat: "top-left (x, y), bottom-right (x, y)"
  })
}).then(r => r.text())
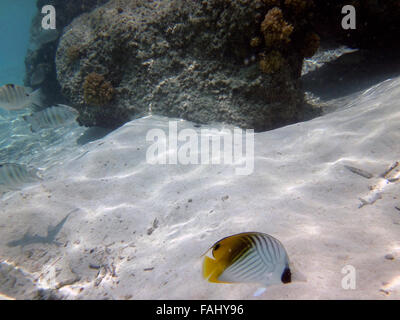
top-left (0, 83), bottom-right (81, 192)
top-left (23, 104), bottom-right (79, 132)
top-left (0, 163), bottom-right (42, 191)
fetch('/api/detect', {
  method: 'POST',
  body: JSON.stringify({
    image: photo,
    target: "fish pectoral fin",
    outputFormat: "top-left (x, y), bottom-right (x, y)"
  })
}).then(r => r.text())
top-left (253, 287), bottom-right (267, 297)
top-left (29, 89), bottom-right (44, 110)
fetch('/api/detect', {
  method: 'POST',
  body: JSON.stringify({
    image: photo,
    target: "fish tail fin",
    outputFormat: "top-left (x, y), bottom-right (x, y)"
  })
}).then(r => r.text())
top-left (29, 89), bottom-right (44, 111)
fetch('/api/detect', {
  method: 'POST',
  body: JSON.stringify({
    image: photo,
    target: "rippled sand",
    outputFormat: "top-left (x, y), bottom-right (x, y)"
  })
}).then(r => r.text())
top-left (1, 77), bottom-right (400, 299)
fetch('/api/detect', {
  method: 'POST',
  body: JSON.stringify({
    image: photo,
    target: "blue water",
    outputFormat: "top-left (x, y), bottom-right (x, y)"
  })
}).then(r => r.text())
top-left (0, 0), bottom-right (37, 86)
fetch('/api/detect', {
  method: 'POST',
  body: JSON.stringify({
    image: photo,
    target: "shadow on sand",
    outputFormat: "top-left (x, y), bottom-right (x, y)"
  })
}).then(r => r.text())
top-left (7, 209), bottom-right (78, 248)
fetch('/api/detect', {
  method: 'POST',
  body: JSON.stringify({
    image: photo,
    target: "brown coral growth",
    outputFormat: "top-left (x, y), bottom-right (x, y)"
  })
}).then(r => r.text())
top-left (259, 50), bottom-right (285, 74)
top-left (261, 7), bottom-right (293, 48)
top-left (83, 73), bottom-right (114, 106)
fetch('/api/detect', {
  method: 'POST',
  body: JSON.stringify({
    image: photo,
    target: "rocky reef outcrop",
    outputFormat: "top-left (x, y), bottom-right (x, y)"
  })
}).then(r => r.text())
top-left (26, 0), bottom-right (400, 130)
top-left (55, 0), bottom-right (318, 130)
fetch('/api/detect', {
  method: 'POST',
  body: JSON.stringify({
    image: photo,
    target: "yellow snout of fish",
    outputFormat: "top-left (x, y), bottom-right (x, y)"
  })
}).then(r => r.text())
top-left (202, 232), bottom-right (293, 288)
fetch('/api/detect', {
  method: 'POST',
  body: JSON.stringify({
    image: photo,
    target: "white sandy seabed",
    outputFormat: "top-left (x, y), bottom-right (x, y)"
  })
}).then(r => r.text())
top-left (1, 76), bottom-right (400, 300)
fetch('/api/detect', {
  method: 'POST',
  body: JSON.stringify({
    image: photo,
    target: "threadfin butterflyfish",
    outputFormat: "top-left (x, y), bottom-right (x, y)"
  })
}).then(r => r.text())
top-left (202, 232), bottom-right (292, 290)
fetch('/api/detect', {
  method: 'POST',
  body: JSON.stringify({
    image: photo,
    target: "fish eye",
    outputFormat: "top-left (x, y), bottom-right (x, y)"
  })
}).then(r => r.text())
top-left (214, 243), bottom-right (221, 251)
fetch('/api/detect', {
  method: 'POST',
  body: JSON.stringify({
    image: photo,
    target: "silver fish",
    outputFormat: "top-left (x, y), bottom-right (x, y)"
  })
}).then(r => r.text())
top-left (23, 104), bottom-right (79, 132)
top-left (0, 163), bottom-right (42, 191)
top-left (0, 84), bottom-right (43, 111)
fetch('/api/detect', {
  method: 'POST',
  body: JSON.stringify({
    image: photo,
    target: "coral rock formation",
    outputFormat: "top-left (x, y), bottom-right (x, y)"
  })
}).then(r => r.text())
top-left (30, 0), bottom-right (399, 131)
top-left (55, 0), bottom-right (308, 131)
top-left (66, 46), bottom-right (82, 64)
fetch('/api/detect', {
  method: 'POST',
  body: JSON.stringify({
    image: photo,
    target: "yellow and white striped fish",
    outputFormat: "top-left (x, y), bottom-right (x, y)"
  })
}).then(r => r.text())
top-left (0, 84), bottom-right (43, 111)
top-left (203, 232), bottom-right (293, 295)
top-left (0, 163), bottom-right (42, 191)
top-left (23, 104), bottom-right (79, 132)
